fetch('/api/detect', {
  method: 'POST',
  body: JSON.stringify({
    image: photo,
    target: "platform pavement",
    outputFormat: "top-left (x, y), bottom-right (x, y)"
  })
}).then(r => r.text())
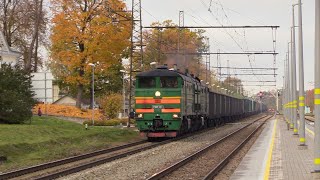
top-left (230, 116), bottom-right (314, 180)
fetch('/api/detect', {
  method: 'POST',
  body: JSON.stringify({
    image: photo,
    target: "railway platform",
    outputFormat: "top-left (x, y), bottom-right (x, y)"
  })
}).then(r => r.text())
top-left (230, 115), bottom-right (313, 180)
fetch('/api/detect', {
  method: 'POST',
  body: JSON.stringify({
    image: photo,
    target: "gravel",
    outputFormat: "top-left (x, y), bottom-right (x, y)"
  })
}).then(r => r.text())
top-left (162, 119), bottom-right (264, 180)
top-left (210, 122), bottom-right (265, 180)
top-left (61, 115), bottom-right (261, 180)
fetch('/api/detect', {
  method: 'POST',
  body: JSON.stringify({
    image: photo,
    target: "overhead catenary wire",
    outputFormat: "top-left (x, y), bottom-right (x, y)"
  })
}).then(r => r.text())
top-left (200, 1), bottom-right (264, 83)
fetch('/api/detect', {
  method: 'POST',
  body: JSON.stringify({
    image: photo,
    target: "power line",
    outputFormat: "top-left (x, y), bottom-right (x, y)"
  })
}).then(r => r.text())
top-left (200, 1), bottom-right (274, 82)
top-left (220, 73), bottom-right (277, 76)
top-left (143, 25), bottom-right (279, 29)
top-left (212, 67), bottom-right (278, 70)
top-left (242, 81), bottom-right (276, 82)
top-left (164, 52), bottom-right (278, 55)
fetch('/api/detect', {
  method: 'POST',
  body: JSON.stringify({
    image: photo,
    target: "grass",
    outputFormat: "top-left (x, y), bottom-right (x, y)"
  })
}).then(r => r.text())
top-left (0, 116), bottom-right (141, 172)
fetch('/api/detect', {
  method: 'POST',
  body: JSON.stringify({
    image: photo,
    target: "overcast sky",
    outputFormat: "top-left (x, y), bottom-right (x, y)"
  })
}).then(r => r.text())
top-left (126, 0), bottom-right (316, 94)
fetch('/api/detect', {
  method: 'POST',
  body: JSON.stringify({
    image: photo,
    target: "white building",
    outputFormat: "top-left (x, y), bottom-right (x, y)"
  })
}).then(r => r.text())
top-left (0, 31), bottom-right (55, 104)
top-left (31, 72), bottom-right (54, 103)
top-left (0, 31), bottom-right (21, 65)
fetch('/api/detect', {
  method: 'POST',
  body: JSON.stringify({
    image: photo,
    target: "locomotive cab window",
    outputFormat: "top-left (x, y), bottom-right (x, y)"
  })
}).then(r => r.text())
top-left (138, 77), bottom-right (156, 88)
top-left (160, 77), bottom-right (178, 88)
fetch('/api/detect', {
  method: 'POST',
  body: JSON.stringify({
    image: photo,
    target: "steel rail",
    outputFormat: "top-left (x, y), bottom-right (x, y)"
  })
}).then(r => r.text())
top-left (146, 115), bottom-right (269, 180)
top-left (305, 116), bottom-right (314, 122)
top-left (0, 140), bottom-right (149, 179)
top-left (305, 116), bottom-right (315, 127)
top-left (203, 116), bottom-right (271, 179)
top-left (35, 140), bottom-right (173, 180)
top-left (0, 114), bottom-right (264, 180)
top-left (33, 121), bottom-right (233, 180)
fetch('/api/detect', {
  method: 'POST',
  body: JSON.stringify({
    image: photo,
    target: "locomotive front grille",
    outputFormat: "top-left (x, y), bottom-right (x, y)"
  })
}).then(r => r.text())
top-left (153, 119), bottom-right (163, 128)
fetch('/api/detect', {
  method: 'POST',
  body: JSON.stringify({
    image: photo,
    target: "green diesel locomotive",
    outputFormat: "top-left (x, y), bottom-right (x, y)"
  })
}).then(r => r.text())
top-left (134, 66), bottom-right (265, 139)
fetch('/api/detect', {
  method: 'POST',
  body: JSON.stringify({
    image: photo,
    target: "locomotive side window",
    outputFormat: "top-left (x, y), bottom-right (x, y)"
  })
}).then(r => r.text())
top-left (138, 77), bottom-right (156, 88)
top-left (160, 77), bottom-right (178, 88)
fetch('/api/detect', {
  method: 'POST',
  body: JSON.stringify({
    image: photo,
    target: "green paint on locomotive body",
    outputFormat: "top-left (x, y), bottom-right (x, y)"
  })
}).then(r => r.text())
top-left (135, 76), bottom-right (183, 131)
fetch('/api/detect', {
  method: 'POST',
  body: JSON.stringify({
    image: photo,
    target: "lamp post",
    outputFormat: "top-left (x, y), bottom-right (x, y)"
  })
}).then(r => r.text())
top-left (120, 70), bottom-right (126, 118)
top-left (314, 0), bottom-right (320, 173)
top-left (296, 0), bottom-right (306, 146)
top-left (291, 4), bottom-right (299, 135)
top-left (88, 63), bottom-right (95, 126)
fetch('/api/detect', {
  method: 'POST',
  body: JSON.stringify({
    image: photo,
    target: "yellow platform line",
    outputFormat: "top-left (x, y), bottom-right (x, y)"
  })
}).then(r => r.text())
top-left (264, 119), bottom-right (278, 180)
top-left (306, 127), bottom-right (315, 136)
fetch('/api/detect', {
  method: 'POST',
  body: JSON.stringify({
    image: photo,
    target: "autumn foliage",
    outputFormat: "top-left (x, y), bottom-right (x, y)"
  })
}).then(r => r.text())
top-left (99, 93), bottom-right (123, 119)
top-left (33, 104), bottom-right (103, 120)
top-left (143, 20), bottom-right (208, 78)
top-left (50, 0), bottom-right (131, 107)
top-left (306, 89), bottom-right (314, 112)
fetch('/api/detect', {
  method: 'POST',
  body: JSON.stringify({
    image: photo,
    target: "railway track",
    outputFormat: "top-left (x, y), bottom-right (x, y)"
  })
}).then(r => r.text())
top-left (305, 116), bottom-right (314, 122)
top-left (0, 114), bottom-right (266, 180)
top-left (1, 136), bottom-right (195, 180)
top-left (147, 115), bottom-right (271, 180)
top-left (0, 140), bottom-right (151, 180)
top-left (305, 116), bottom-right (314, 126)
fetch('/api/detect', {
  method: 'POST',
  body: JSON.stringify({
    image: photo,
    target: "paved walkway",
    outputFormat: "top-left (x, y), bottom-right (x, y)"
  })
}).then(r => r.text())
top-left (231, 116), bottom-right (314, 180)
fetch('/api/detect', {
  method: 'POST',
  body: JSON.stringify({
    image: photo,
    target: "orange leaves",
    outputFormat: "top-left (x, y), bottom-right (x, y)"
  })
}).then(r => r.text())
top-left (50, 0), bottom-right (131, 87)
top-left (143, 20), bottom-right (207, 74)
top-left (33, 104), bottom-right (104, 120)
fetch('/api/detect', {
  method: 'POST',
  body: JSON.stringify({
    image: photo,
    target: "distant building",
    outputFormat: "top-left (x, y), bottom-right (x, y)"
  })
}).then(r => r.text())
top-left (53, 95), bottom-right (93, 108)
top-left (31, 72), bottom-right (54, 103)
top-left (0, 32), bottom-right (21, 65)
top-left (53, 95), bottom-right (77, 106)
top-left (53, 84), bottom-right (61, 102)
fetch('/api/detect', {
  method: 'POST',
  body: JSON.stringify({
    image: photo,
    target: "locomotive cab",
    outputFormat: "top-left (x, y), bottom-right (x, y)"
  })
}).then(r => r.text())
top-left (135, 67), bottom-right (183, 138)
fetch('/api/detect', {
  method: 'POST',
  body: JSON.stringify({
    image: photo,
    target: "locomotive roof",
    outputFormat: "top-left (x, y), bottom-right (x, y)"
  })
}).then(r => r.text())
top-left (136, 68), bottom-right (181, 77)
top-left (136, 68), bottom-right (256, 101)
top-left (136, 68), bottom-right (202, 83)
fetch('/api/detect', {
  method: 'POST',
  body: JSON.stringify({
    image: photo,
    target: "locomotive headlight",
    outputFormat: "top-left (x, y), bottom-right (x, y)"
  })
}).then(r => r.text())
top-left (155, 91), bottom-right (161, 97)
top-left (173, 114), bottom-right (180, 118)
top-left (137, 114), bottom-right (143, 118)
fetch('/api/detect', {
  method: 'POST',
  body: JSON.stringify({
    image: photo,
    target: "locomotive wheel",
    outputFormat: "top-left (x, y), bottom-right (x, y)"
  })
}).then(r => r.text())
top-left (181, 118), bottom-right (188, 134)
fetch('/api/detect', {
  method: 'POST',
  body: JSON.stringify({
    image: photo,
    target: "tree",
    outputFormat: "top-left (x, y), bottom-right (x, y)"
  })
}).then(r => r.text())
top-left (142, 20), bottom-right (209, 78)
top-left (223, 76), bottom-right (243, 93)
top-left (0, 0), bottom-right (47, 72)
top-left (99, 93), bottom-right (122, 119)
top-left (306, 89), bottom-right (314, 113)
top-left (50, 0), bottom-right (131, 107)
top-left (0, 64), bottom-right (36, 124)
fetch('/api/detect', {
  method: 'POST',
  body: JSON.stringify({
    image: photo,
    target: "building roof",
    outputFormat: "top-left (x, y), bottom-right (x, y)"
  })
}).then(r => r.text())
top-left (53, 95), bottom-right (77, 104)
top-left (0, 31), bottom-right (21, 58)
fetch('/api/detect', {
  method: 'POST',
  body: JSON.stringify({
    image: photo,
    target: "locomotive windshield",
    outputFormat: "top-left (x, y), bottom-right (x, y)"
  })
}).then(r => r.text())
top-left (160, 77), bottom-right (178, 88)
top-left (138, 77), bottom-right (156, 88)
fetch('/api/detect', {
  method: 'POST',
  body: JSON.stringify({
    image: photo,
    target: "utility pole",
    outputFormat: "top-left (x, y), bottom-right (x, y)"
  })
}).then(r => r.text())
top-left (208, 42), bottom-right (211, 84)
top-left (178, 11), bottom-right (184, 66)
top-left (276, 90), bottom-right (279, 112)
top-left (205, 37), bottom-right (210, 83)
top-left (217, 49), bottom-right (221, 82)
top-left (287, 42), bottom-right (293, 128)
top-left (88, 63), bottom-right (95, 126)
top-left (128, 0), bottom-right (143, 127)
top-left (297, 0), bottom-right (306, 146)
top-left (157, 27), bottom-right (162, 63)
top-left (291, 6), bottom-right (298, 135)
top-left (314, 0), bottom-right (320, 173)
top-left (283, 54), bottom-right (288, 125)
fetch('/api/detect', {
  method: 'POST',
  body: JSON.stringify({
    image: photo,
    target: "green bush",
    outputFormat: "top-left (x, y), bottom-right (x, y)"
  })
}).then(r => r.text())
top-left (0, 64), bottom-right (36, 124)
top-left (99, 93), bottom-right (123, 119)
